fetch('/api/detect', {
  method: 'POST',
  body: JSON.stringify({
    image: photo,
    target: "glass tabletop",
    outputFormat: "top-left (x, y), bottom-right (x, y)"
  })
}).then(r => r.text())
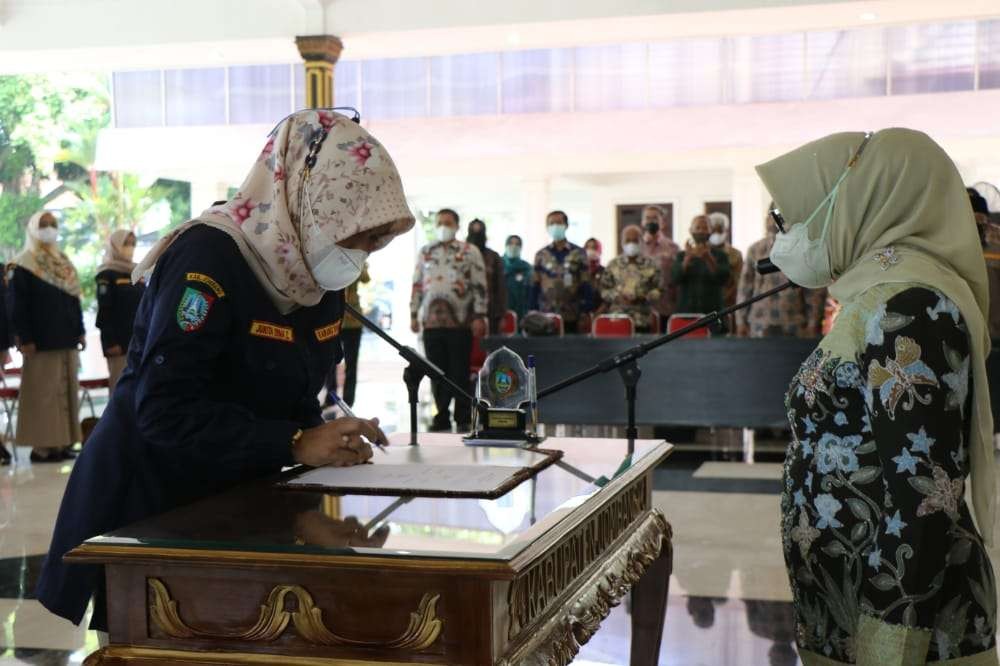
top-left (86, 435), bottom-right (669, 562)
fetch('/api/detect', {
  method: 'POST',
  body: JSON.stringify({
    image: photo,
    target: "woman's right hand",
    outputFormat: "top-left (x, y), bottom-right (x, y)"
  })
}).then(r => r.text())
top-left (20, 343), bottom-right (36, 357)
top-left (292, 417), bottom-right (387, 467)
top-left (106, 345), bottom-right (124, 357)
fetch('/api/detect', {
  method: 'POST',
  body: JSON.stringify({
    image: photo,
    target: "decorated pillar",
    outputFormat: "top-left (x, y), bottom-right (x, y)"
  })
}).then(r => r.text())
top-left (295, 34), bottom-right (344, 109)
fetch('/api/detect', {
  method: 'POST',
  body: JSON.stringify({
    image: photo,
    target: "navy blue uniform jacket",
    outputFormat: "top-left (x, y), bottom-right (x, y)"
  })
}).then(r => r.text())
top-left (36, 226), bottom-right (344, 630)
top-left (95, 268), bottom-right (145, 353)
top-left (7, 266), bottom-right (84, 351)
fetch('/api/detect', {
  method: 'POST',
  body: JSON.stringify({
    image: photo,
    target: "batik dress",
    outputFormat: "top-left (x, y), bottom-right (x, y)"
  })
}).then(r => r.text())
top-left (782, 283), bottom-right (998, 665)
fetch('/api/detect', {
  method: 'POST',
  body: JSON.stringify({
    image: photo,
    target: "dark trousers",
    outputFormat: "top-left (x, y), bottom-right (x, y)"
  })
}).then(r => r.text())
top-left (423, 327), bottom-right (473, 427)
top-left (324, 328), bottom-right (363, 406)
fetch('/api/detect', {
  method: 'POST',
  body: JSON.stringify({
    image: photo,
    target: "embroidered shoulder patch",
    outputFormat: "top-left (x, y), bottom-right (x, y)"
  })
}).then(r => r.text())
top-left (185, 272), bottom-right (225, 297)
top-left (250, 320), bottom-right (294, 343)
top-left (177, 288), bottom-right (215, 332)
top-left (97, 281), bottom-right (109, 296)
top-left (315, 320), bottom-right (342, 342)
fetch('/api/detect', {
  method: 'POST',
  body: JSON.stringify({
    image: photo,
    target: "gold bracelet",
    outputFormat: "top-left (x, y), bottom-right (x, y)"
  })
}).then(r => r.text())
top-left (291, 428), bottom-right (304, 450)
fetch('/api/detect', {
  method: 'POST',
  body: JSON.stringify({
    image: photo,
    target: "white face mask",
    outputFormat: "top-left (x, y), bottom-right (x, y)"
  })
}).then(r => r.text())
top-left (769, 169), bottom-right (851, 289)
top-left (437, 226), bottom-right (456, 243)
top-left (36, 227), bottom-right (59, 244)
top-left (623, 242), bottom-right (641, 257)
top-left (709, 232), bottom-right (726, 247)
top-left (548, 224), bottom-right (567, 241)
top-left (310, 244), bottom-right (369, 291)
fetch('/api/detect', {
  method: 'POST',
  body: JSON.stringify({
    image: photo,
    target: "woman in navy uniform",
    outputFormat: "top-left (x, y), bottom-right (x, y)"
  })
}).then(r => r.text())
top-left (36, 109), bottom-right (415, 631)
top-left (7, 211), bottom-right (85, 463)
top-left (95, 229), bottom-right (144, 389)
top-left (0, 280), bottom-right (11, 465)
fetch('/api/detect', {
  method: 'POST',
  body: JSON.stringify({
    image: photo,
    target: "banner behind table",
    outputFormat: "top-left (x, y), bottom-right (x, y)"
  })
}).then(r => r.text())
top-left (484, 337), bottom-right (818, 429)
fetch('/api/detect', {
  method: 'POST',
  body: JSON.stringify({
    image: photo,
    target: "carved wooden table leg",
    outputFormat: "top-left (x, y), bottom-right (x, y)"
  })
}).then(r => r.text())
top-left (630, 519), bottom-right (673, 666)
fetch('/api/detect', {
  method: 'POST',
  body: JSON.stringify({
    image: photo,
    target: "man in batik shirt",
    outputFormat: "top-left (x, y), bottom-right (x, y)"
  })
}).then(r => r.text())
top-left (411, 208), bottom-right (487, 431)
top-left (735, 214), bottom-right (825, 338)
top-left (529, 210), bottom-right (593, 334)
top-left (640, 205), bottom-right (680, 331)
top-left (599, 225), bottom-right (662, 333)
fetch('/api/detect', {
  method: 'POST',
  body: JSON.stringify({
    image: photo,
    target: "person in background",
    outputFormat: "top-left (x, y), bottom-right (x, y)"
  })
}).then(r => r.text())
top-left (96, 229), bottom-right (144, 390)
top-left (736, 211), bottom-right (825, 338)
top-left (324, 264), bottom-right (369, 409)
top-left (530, 210), bottom-right (592, 334)
top-left (503, 234), bottom-right (532, 321)
top-left (411, 208), bottom-right (487, 432)
top-left (672, 215), bottom-right (730, 316)
top-left (466, 219), bottom-right (507, 336)
top-left (641, 205), bottom-right (680, 331)
top-left (599, 225), bottom-right (662, 333)
top-left (583, 237), bottom-right (605, 316)
top-left (970, 188), bottom-right (1000, 342)
top-left (0, 283), bottom-right (10, 466)
top-left (707, 211), bottom-right (744, 307)
top-left (7, 211), bottom-right (85, 463)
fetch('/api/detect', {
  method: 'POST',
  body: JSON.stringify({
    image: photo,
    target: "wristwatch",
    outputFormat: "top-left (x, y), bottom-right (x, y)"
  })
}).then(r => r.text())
top-left (291, 428), bottom-right (304, 450)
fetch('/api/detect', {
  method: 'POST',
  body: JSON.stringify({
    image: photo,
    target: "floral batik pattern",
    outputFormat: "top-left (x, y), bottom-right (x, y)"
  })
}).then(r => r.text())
top-left (781, 286), bottom-right (997, 665)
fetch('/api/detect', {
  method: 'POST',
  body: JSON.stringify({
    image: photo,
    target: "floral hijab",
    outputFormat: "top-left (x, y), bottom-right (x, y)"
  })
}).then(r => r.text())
top-left (135, 110), bottom-right (414, 313)
top-left (11, 211), bottom-right (81, 297)
top-left (97, 229), bottom-right (136, 275)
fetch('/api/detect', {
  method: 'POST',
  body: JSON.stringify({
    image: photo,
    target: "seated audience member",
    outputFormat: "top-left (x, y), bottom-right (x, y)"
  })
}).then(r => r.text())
top-left (530, 210), bottom-right (593, 334)
top-left (736, 211), bottom-right (825, 338)
top-left (599, 225), bottom-right (662, 333)
top-left (672, 215), bottom-right (730, 316)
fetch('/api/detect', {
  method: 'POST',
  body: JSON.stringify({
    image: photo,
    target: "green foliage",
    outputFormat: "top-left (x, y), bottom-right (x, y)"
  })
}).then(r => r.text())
top-left (154, 179), bottom-right (192, 230)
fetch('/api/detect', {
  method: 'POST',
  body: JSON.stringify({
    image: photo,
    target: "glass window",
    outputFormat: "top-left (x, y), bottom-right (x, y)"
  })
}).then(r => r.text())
top-left (335, 61), bottom-right (361, 111)
top-left (228, 65), bottom-right (292, 124)
top-left (805, 29), bottom-right (887, 100)
top-left (164, 68), bottom-right (226, 126)
top-left (574, 43), bottom-right (647, 111)
top-left (888, 21), bottom-right (975, 94)
top-left (500, 48), bottom-right (573, 114)
top-left (733, 33), bottom-right (806, 103)
top-left (362, 58), bottom-right (428, 120)
top-left (979, 19), bottom-right (1000, 90)
top-left (294, 64), bottom-right (306, 109)
top-left (649, 38), bottom-right (728, 107)
top-left (112, 70), bottom-right (163, 128)
top-left (429, 53), bottom-right (498, 116)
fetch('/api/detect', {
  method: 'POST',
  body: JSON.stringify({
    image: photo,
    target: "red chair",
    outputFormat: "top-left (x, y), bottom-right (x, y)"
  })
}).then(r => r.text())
top-left (79, 377), bottom-right (111, 418)
top-left (592, 314), bottom-right (635, 338)
top-left (548, 314), bottom-right (564, 336)
top-left (500, 310), bottom-right (518, 336)
top-left (667, 313), bottom-right (711, 339)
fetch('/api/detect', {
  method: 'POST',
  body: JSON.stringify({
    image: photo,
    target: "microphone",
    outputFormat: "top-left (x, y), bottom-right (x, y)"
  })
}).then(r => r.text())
top-left (756, 258), bottom-right (781, 275)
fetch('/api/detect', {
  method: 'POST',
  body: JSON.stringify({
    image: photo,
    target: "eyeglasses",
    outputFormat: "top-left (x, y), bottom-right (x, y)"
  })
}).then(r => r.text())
top-left (772, 131), bottom-right (873, 234)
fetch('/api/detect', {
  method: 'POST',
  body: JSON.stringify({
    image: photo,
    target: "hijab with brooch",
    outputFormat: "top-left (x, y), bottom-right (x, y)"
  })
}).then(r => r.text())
top-left (135, 109), bottom-right (415, 314)
top-left (11, 211), bottom-right (81, 297)
top-left (756, 127), bottom-right (994, 543)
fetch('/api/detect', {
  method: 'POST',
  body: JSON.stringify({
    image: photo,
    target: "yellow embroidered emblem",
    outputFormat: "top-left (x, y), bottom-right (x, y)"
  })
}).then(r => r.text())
top-left (185, 272), bottom-right (225, 297)
top-left (250, 321), bottom-right (294, 343)
top-left (314, 320), bottom-right (342, 342)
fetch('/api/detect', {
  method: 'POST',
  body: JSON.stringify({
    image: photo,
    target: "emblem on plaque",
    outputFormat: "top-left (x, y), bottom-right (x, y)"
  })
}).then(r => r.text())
top-left (467, 346), bottom-right (541, 444)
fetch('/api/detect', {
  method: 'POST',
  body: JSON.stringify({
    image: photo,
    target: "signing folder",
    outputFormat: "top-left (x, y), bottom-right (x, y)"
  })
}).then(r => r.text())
top-left (279, 445), bottom-right (562, 499)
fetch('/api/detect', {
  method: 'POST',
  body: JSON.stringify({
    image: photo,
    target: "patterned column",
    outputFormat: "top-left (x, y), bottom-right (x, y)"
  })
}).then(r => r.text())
top-left (295, 35), bottom-right (344, 109)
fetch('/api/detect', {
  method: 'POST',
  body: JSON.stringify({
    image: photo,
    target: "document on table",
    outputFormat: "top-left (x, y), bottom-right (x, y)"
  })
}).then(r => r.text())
top-left (279, 446), bottom-right (562, 498)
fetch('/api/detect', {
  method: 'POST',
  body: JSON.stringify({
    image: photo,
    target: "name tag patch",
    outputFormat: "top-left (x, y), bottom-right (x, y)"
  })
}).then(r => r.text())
top-left (115, 278), bottom-right (132, 285)
top-left (315, 320), bottom-right (342, 342)
top-left (251, 320), bottom-right (294, 343)
top-left (186, 272), bottom-right (225, 297)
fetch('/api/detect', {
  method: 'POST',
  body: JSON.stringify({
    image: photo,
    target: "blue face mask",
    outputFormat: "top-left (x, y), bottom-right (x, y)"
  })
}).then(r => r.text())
top-left (548, 224), bottom-right (567, 242)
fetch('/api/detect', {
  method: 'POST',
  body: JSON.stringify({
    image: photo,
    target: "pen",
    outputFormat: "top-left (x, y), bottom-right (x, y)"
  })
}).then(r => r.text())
top-left (331, 394), bottom-right (388, 454)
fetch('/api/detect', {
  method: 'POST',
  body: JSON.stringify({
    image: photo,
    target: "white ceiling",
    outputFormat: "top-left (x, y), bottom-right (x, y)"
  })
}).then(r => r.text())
top-left (0, 0), bottom-right (997, 72)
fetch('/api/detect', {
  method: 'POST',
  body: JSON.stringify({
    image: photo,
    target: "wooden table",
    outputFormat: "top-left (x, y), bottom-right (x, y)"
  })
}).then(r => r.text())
top-left (71, 435), bottom-right (673, 665)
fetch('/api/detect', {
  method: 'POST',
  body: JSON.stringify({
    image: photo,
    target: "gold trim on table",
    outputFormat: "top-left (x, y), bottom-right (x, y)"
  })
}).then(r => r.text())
top-left (149, 578), bottom-right (442, 651)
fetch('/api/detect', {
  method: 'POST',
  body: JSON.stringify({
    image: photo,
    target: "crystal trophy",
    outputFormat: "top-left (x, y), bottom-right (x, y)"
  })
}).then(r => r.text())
top-left (467, 346), bottom-right (541, 444)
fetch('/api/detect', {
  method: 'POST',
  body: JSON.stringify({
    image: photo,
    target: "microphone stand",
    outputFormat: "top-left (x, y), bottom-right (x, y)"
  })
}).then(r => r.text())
top-left (537, 280), bottom-right (796, 455)
top-left (344, 303), bottom-right (477, 446)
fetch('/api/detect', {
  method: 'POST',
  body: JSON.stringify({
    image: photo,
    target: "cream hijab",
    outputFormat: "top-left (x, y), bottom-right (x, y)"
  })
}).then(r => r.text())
top-left (135, 110), bottom-right (415, 313)
top-left (756, 128), bottom-right (995, 543)
top-left (98, 229), bottom-right (136, 275)
top-left (11, 211), bottom-right (82, 297)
